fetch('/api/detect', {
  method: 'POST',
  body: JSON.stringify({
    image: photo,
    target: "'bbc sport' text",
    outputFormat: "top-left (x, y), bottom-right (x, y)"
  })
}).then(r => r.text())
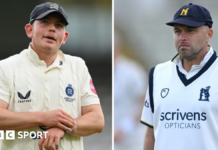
top-left (18, 131), bottom-right (48, 139)
top-left (0, 131), bottom-right (48, 140)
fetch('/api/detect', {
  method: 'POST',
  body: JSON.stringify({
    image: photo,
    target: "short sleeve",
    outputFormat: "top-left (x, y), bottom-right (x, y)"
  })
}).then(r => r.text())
top-left (80, 63), bottom-right (100, 106)
top-left (0, 66), bottom-right (10, 103)
top-left (140, 87), bottom-right (154, 128)
top-left (140, 67), bottom-right (155, 128)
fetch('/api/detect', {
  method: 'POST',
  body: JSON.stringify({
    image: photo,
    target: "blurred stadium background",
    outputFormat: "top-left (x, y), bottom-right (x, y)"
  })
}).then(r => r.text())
top-left (114, 0), bottom-right (218, 149)
top-left (1, 0), bottom-right (111, 150)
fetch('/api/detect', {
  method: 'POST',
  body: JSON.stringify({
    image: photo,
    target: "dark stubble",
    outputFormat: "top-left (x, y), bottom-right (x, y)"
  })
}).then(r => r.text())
top-left (178, 46), bottom-right (204, 60)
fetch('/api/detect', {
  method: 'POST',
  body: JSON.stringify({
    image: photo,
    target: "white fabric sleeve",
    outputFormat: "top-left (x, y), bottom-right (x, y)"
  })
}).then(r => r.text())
top-left (140, 87), bottom-right (154, 128)
top-left (0, 66), bottom-right (10, 103)
top-left (80, 63), bottom-right (100, 106)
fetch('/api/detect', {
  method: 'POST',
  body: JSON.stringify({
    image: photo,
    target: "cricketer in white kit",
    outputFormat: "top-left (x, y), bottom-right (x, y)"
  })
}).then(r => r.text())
top-left (141, 3), bottom-right (218, 150)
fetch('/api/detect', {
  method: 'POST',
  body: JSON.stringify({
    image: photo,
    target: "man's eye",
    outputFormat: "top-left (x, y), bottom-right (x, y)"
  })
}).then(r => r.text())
top-left (188, 29), bottom-right (195, 32)
top-left (56, 24), bottom-right (63, 28)
top-left (41, 21), bottom-right (48, 24)
top-left (174, 30), bottom-right (180, 33)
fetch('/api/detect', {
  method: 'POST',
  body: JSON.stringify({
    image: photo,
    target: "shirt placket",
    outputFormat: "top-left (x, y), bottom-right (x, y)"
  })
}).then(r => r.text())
top-left (44, 74), bottom-right (50, 111)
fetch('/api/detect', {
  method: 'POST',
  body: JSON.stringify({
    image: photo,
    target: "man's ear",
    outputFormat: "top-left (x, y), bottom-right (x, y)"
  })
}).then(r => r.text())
top-left (25, 24), bottom-right (33, 38)
top-left (207, 28), bottom-right (213, 42)
top-left (62, 31), bottom-right (69, 44)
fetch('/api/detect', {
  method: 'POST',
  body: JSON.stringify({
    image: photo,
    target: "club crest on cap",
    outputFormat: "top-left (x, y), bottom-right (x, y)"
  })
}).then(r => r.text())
top-left (180, 8), bottom-right (189, 16)
top-left (50, 3), bottom-right (59, 10)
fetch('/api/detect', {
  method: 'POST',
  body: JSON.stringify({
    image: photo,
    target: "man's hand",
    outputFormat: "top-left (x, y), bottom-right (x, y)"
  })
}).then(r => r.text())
top-left (38, 127), bottom-right (65, 150)
top-left (41, 109), bottom-right (75, 132)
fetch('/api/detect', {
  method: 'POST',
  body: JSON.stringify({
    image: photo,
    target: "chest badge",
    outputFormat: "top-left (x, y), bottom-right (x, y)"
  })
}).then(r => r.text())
top-left (161, 88), bottom-right (169, 98)
top-left (65, 84), bottom-right (74, 97)
top-left (199, 86), bottom-right (210, 101)
top-left (65, 84), bottom-right (75, 102)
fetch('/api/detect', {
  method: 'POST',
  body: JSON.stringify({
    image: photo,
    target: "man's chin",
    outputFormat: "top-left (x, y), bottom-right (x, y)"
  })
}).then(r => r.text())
top-left (179, 51), bottom-right (191, 59)
top-left (180, 53), bottom-right (195, 60)
top-left (42, 43), bottom-right (57, 51)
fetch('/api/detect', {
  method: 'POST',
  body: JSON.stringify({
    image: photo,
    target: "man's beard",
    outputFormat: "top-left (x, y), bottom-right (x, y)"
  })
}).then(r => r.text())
top-left (178, 47), bottom-right (203, 60)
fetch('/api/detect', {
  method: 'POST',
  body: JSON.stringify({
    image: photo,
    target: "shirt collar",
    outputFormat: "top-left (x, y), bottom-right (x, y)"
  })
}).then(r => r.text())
top-left (26, 44), bottom-right (65, 69)
top-left (172, 45), bottom-right (214, 67)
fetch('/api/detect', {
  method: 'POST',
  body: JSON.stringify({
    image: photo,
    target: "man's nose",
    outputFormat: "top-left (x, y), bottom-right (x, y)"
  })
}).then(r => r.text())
top-left (49, 24), bottom-right (56, 32)
top-left (179, 32), bottom-right (187, 41)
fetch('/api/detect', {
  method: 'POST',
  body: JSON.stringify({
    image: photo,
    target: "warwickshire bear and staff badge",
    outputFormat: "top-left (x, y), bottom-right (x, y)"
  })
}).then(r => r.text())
top-left (199, 86), bottom-right (210, 101)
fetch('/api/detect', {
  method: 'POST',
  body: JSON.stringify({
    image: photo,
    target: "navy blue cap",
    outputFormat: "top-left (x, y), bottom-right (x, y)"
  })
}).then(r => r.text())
top-left (166, 3), bottom-right (213, 28)
top-left (30, 2), bottom-right (69, 26)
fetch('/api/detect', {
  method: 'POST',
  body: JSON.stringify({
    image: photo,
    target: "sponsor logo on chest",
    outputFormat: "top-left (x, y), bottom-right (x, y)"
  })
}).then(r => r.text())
top-left (17, 91), bottom-right (32, 103)
top-left (158, 86), bottom-right (211, 129)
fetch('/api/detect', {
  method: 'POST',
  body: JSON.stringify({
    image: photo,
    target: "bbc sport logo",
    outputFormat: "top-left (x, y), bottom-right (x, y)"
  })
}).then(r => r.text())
top-left (0, 131), bottom-right (4, 140)
top-left (6, 130), bottom-right (15, 140)
top-left (0, 130), bottom-right (48, 140)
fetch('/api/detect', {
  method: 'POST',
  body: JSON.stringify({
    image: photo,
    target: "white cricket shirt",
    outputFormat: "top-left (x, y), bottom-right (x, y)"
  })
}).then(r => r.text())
top-left (141, 46), bottom-right (218, 150)
top-left (0, 45), bottom-right (100, 150)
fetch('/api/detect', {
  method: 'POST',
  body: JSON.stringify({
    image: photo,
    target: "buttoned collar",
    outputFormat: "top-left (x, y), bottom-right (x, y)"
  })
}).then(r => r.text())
top-left (26, 44), bottom-right (65, 71)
